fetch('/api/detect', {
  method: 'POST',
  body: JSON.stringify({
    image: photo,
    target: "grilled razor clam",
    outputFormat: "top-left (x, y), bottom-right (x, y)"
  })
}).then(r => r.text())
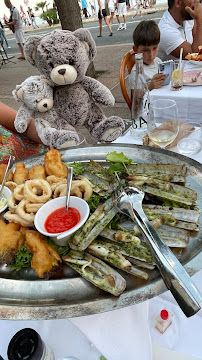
top-left (78, 160), bottom-right (119, 196)
top-left (97, 238), bottom-right (155, 265)
top-left (127, 164), bottom-right (187, 182)
top-left (128, 180), bottom-right (197, 206)
top-left (143, 205), bottom-right (200, 224)
top-left (100, 228), bottom-right (141, 245)
top-left (70, 198), bottom-right (118, 251)
top-left (127, 174), bottom-right (185, 183)
top-left (156, 225), bottom-right (190, 247)
top-left (125, 257), bottom-right (155, 270)
top-left (175, 221), bottom-right (199, 231)
top-left (87, 241), bottom-right (148, 280)
top-left (63, 250), bottom-right (126, 296)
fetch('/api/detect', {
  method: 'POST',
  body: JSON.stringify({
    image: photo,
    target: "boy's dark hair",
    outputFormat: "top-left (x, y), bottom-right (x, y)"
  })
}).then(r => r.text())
top-left (133, 20), bottom-right (160, 47)
top-left (168, 0), bottom-right (175, 9)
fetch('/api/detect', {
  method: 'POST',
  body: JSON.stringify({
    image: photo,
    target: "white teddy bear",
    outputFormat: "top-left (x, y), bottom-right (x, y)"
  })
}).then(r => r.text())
top-left (13, 76), bottom-right (79, 148)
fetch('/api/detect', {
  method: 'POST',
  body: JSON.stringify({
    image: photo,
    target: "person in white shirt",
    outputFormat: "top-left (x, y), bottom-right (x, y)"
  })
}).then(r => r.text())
top-left (129, 20), bottom-right (167, 97)
top-left (158, 0), bottom-right (202, 61)
top-left (4, 0), bottom-right (25, 59)
top-left (116, 0), bottom-right (127, 30)
top-left (97, 0), bottom-right (113, 37)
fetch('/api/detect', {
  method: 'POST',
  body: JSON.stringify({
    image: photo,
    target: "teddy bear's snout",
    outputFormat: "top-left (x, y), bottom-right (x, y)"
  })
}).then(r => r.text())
top-left (37, 98), bottom-right (54, 113)
top-left (50, 64), bottom-right (77, 86)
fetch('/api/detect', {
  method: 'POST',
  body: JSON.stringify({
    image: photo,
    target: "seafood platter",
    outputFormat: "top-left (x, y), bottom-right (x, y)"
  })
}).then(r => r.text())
top-left (0, 144), bottom-right (202, 320)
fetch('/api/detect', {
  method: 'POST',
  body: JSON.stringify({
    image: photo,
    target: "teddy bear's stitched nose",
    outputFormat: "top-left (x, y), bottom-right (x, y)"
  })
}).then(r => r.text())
top-left (58, 69), bottom-right (66, 76)
top-left (43, 103), bottom-right (48, 108)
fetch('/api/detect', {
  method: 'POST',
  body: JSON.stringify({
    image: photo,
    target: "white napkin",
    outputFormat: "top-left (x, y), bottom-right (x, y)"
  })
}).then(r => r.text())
top-left (71, 301), bottom-right (152, 360)
top-left (149, 296), bottom-right (202, 359)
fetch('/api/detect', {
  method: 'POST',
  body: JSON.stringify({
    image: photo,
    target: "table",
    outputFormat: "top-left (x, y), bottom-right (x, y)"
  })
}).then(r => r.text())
top-left (150, 61), bottom-right (202, 122)
top-left (1, 136), bottom-right (202, 360)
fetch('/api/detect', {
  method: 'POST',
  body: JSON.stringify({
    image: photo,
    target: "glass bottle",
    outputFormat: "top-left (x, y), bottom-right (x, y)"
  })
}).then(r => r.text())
top-left (131, 53), bottom-right (150, 140)
top-left (7, 328), bottom-right (55, 360)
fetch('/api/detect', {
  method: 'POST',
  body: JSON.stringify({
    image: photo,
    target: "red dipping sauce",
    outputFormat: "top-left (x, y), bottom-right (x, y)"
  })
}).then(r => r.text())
top-left (44, 206), bottom-right (81, 234)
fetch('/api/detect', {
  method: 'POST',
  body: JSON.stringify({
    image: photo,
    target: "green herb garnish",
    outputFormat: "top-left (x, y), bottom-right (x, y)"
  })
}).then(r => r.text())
top-left (11, 245), bottom-right (32, 271)
top-left (87, 193), bottom-right (103, 212)
top-left (106, 151), bottom-right (132, 164)
top-left (100, 356), bottom-right (107, 360)
top-left (70, 161), bottom-right (86, 176)
top-left (47, 239), bottom-right (70, 256)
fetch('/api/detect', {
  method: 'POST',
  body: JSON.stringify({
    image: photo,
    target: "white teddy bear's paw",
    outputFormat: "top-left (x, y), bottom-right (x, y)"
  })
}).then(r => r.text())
top-left (101, 127), bottom-right (122, 142)
top-left (14, 121), bottom-right (28, 133)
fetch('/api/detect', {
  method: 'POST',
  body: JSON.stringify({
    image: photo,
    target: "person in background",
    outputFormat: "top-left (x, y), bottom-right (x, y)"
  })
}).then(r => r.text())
top-left (81, 0), bottom-right (89, 17)
top-left (97, 0), bottom-right (113, 37)
top-left (129, 20), bottom-right (167, 98)
top-left (0, 20), bottom-right (11, 49)
top-left (116, 0), bottom-right (127, 30)
top-left (28, 7), bottom-right (39, 29)
top-left (108, 0), bottom-right (116, 23)
top-left (4, 0), bottom-right (25, 59)
top-left (158, 0), bottom-right (202, 60)
top-left (132, 0), bottom-right (141, 17)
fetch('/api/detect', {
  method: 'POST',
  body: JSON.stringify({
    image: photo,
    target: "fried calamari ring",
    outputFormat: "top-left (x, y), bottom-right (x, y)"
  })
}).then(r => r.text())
top-left (4, 211), bottom-right (32, 227)
top-left (8, 193), bottom-right (20, 212)
top-left (47, 175), bottom-right (67, 192)
top-left (13, 184), bottom-right (25, 201)
top-left (53, 184), bottom-right (67, 198)
top-left (16, 199), bottom-right (35, 225)
top-left (71, 180), bottom-right (93, 200)
top-left (25, 202), bottom-right (43, 213)
top-left (24, 179), bottom-right (52, 203)
top-left (5, 181), bottom-right (17, 192)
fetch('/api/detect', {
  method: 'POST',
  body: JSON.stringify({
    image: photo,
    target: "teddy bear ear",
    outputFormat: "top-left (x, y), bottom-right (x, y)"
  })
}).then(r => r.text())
top-left (12, 86), bottom-right (24, 102)
top-left (73, 28), bottom-right (96, 61)
top-left (24, 35), bottom-right (42, 65)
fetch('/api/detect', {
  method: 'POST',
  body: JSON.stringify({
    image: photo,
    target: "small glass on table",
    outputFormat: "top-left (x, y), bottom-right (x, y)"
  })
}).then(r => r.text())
top-left (177, 122), bottom-right (202, 155)
top-left (171, 60), bottom-right (184, 91)
top-left (147, 99), bottom-right (179, 149)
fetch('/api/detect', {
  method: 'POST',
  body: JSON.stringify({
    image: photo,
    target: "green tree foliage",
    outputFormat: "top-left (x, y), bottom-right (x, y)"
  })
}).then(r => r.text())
top-left (35, 1), bottom-right (47, 12)
top-left (40, 8), bottom-right (59, 26)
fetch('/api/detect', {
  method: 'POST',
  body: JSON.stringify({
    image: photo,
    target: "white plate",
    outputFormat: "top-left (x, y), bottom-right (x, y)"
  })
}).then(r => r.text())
top-left (188, 57), bottom-right (202, 66)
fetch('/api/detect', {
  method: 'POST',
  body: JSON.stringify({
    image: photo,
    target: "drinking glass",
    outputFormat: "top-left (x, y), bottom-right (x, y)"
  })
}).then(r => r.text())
top-left (147, 99), bottom-right (179, 148)
top-left (57, 132), bottom-right (87, 149)
top-left (177, 122), bottom-right (202, 155)
top-left (170, 60), bottom-right (184, 91)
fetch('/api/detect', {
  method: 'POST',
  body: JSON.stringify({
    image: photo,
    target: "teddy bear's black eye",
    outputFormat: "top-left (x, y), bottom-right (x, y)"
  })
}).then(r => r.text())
top-left (49, 62), bottom-right (54, 68)
top-left (69, 59), bottom-right (74, 66)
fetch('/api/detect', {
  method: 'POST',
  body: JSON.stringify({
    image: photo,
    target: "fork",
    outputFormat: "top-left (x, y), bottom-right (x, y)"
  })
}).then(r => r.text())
top-left (192, 71), bottom-right (202, 82)
top-left (114, 185), bottom-right (202, 317)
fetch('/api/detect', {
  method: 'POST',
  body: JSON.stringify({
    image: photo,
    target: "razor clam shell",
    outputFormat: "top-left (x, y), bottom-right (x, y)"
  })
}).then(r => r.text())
top-left (100, 228), bottom-right (141, 245)
top-left (129, 182), bottom-right (197, 206)
top-left (156, 225), bottom-right (190, 248)
top-left (125, 257), bottom-right (155, 270)
top-left (87, 244), bottom-right (148, 280)
top-left (143, 205), bottom-right (199, 224)
top-left (63, 252), bottom-right (126, 296)
top-left (70, 198), bottom-right (118, 251)
top-left (127, 163), bottom-right (187, 179)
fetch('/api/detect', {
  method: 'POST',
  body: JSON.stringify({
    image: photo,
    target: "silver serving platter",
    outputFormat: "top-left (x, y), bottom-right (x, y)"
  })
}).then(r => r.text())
top-left (0, 144), bottom-right (202, 320)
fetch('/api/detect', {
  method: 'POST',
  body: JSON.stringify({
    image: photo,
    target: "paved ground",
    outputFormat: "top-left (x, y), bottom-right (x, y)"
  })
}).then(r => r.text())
top-left (1, 2), bottom-right (167, 123)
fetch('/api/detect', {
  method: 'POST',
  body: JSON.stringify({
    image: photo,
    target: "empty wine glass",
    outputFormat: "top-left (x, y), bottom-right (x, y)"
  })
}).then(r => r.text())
top-left (147, 99), bottom-right (179, 149)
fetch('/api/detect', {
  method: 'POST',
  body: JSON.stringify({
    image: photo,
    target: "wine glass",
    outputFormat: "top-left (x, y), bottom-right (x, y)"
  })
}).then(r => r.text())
top-left (147, 99), bottom-right (179, 148)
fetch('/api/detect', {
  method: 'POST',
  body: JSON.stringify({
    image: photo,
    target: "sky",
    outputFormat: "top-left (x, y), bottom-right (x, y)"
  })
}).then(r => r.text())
top-left (0, 0), bottom-right (48, 19)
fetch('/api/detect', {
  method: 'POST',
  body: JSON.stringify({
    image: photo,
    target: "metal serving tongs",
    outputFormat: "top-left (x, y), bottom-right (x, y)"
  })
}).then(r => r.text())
top-left (114, 185), bottom-right (202, 317)
top-left (0, 155), bottom-right (15, 200)
top-left (65, 166), bottom-right (73, 211)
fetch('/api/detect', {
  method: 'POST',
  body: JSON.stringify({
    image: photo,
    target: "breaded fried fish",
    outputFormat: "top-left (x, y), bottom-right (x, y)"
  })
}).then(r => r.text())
top-left (25, 230), bottom-right (63, 279)
top-left (0, 220), bottom-right (26, 264)
top-left (44, 149), bottom-right (67, 178)
top-left (13, 163), bottom-right (29, 184)
top-left (0, 164), bottom-right (13, 184)
top-left (29, 164), bottom-right (46, 180)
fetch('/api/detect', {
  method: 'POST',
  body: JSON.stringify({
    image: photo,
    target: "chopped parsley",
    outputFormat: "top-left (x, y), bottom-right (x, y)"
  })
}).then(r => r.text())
top-left (11, 245), bottom-right (32, 271)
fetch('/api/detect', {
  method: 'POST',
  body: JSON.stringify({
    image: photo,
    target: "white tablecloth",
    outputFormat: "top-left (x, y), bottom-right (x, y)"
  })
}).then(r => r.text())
top-left (150, 62), bottom-right (202, 122)
top-left (1, 136), bottom-right (202, 360)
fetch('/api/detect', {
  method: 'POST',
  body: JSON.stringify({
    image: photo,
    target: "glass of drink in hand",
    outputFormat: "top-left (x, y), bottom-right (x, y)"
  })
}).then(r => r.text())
top-left (147, 99), bottom-right (179, 148)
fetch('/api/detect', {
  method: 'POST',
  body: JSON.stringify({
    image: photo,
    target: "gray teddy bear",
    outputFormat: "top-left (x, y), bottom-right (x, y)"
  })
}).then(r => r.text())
top-left (22, 28), bottom-right (125, 144)
top-left (13, 75), bottom-right (79, 148)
